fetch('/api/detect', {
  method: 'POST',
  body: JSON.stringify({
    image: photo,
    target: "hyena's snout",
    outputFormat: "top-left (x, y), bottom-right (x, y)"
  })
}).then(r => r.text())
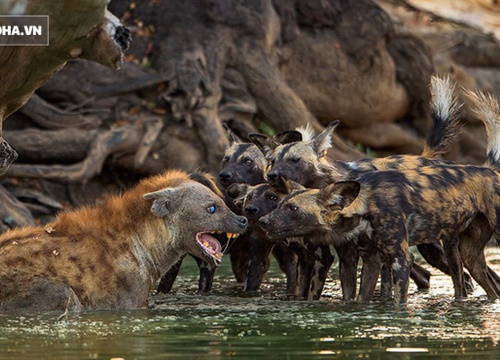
top-left (233, 214), bottom-right (248, 230)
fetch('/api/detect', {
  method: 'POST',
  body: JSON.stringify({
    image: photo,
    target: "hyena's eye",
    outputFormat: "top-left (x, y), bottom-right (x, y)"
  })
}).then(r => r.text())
top-left (243, 158), bottom-right (254, 166)
top-left (222, 156), bottom-right (230, 164)
top-left (287, 204), bottom-right (298, 212)
top-left (289, 157), bottom-right (300, 163)
top-left (207, 205), bottom-right (217, 214)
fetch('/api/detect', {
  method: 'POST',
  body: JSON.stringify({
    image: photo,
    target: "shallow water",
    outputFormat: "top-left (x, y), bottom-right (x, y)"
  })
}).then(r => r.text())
top-left (1, 248), bottom-right (500, 360)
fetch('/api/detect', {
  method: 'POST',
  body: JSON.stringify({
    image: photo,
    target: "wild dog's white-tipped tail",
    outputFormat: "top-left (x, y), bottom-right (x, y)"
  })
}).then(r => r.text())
top-left (295, 123), bottom-right (315, 142)
top-left (422, 74), bottom-right (462, 158)
top-left (463, 88), bottom-right (500, 167)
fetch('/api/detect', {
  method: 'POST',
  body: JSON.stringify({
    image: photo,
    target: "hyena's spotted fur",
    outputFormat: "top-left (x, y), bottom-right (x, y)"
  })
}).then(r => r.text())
top-left (0, 170), bottom-right (247, 312)
top-left (260, 165), bottom-right (500, 304)
top-left (251, 75), bottom-right (474, 300)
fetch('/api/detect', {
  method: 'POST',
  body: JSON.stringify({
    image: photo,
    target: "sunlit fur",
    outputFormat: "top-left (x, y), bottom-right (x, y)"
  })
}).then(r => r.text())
top-left (0, 170), bottom-right (246, 312)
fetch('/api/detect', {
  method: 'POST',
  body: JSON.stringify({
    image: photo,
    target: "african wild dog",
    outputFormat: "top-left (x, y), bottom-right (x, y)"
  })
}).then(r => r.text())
top-left (219, 132), bottom-right (302, 293)
top-left (250, 75), bottom-right (475, 300)
top-left (227, 180), bottom-right (334, 299)
top-left (0, 170), bottom-right (247, 312)
top-left (259, 159), bottom-right (500, 304)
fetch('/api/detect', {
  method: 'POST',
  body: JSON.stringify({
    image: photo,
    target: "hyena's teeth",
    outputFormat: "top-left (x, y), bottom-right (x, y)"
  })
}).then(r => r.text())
top-left (217, 231), bottom-right (223, 234)
top-left (202, 241), bottom-right (209, 247)
top-left (209, 231), bottom-right (215, 234)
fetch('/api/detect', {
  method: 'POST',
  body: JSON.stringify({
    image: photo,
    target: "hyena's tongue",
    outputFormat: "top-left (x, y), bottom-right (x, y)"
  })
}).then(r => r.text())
top-left (196, 232), bottom-right (223, 264)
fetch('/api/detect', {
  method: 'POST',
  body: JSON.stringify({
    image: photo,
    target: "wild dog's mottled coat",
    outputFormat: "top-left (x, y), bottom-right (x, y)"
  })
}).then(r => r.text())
top-left (261, 164), bottom-right (500, 304)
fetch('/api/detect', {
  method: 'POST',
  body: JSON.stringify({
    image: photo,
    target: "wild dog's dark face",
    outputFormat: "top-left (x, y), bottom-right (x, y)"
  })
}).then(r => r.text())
top-left (144, 181), bottom-right (248, 265)
top-left (259, 181), bottom-right (361, 239)
top-left (227, 183), bottom-right (288, 224)
top-left (218, 143), bottom-right (267, 187)
top-left (251, 121), bottom-right (339, 188)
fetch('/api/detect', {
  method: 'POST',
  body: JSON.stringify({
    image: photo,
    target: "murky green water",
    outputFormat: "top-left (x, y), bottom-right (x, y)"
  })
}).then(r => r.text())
top-left (1, 248), bottom-right (500, 360)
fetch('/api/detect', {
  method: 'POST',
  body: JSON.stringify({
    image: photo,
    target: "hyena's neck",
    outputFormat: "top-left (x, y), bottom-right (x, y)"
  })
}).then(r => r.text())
top-left (133, 219), bottom-right (182, 281)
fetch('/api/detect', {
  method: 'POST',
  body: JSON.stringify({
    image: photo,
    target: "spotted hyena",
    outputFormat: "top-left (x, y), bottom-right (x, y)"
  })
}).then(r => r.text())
top-left (0, 170), bottom-right (247, 312)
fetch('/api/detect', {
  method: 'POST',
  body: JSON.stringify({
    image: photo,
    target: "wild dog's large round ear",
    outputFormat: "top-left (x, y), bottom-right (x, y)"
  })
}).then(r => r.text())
top-left (143, 188), bottom-right (175, 217)
top-left (248, 133), bottom-right (278, 158)
top-left (312, 120), bottom-right (340, 157)
top-left (273, 130), bottom-right (302, 144)
top-left (222, 123), bottom-right (242, 147)
top-left (319, 180), bottom-right (360, 211)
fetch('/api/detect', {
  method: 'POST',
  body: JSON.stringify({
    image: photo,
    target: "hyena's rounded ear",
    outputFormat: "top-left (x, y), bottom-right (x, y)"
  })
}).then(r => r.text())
top-left (143, 188), bottom-right (175, 217)
top-left (311, 120), bottom-right (340, 157)
top-left (273, 130), bottom-right (302, 144)
top-left (248, 133), bottom-right (278, 158)
top-left (320, 180), bottom-right (360, 211)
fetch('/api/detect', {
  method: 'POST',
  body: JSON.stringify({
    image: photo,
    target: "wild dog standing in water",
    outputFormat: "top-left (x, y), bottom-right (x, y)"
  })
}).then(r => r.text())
top-left (220, 131), bottom-right (301, 293)
top-left (227, 180), bottom-right (333, 298)
top-left (0, 170), bottom-right (247, 312)
top-left (260, 159), bottom-right (500, 304)
top-left (251, 75), bottom-right (475, 300)
top-left (261, 88), bottom-right (500, 304)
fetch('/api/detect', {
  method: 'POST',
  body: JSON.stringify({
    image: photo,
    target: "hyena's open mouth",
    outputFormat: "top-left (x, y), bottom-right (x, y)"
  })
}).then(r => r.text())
top-left (196, 232), bottom-right (239, 265)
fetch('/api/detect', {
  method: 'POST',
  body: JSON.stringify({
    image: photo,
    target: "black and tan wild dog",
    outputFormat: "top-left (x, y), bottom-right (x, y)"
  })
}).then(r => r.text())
top-left (259, 161), bottom-right (500, 304)
top-left (260, 89), bottom-right (500, 304)
top-left (228, 180), bottom-right (335, 299)
top-left (251, 75), bottom-right (476, 300)
top-left (0, 170), bottom-right (247, 312)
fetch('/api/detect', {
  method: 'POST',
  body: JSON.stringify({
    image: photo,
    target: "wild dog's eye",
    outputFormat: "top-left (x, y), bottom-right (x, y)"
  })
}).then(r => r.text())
top-left (243, 158), bottom-right (253, 166)
top-left (207, 205), bottom-right (216, 214)
top-left (266, 193), bottom-right (277, 201)
top-left (289, 157), bottom-right (300, 163)
top-left (271, 159), bottom-right (276, 166)
top-left (288, 204), bottom-right (298, 212)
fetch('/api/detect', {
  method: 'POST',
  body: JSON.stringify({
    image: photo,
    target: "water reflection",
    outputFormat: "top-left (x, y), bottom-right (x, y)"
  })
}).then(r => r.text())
top-left (0, 249), bottom-right (499, 359)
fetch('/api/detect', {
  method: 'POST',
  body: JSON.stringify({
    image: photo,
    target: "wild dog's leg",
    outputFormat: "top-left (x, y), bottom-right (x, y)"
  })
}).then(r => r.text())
top-left (157, 256), bottom-right (185, 293)
top-left (390, 242), bottom-right (413, 305)
top-left (417, 242), bottom-right (474, 294)
top-left (381, 255), bottom-right (430, 299)
top-left (245, 232), bottom-right (275, 291)
top-left (289, 240), bottom-right (315, 298)
top-left (308, 243), bottom-right (335, 300)
top-left (410, 261), bottom-right (431, 291)
top-left (380, 262), bottom-right (393, 298)
top-left (442, 235), bottom-right (467, 299)
top-left (273, 243), bottom-right (299, 295)
top-left (194, 257), bottom-right (217, 294)
top-left (334, 241), bottom-right (359, 301)
top-left (229, 236), bottom-right (252, 283)
top-left (460, 219), bottom-right (500, 300)
top-left (357, 240), bottom-right (382, 304)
